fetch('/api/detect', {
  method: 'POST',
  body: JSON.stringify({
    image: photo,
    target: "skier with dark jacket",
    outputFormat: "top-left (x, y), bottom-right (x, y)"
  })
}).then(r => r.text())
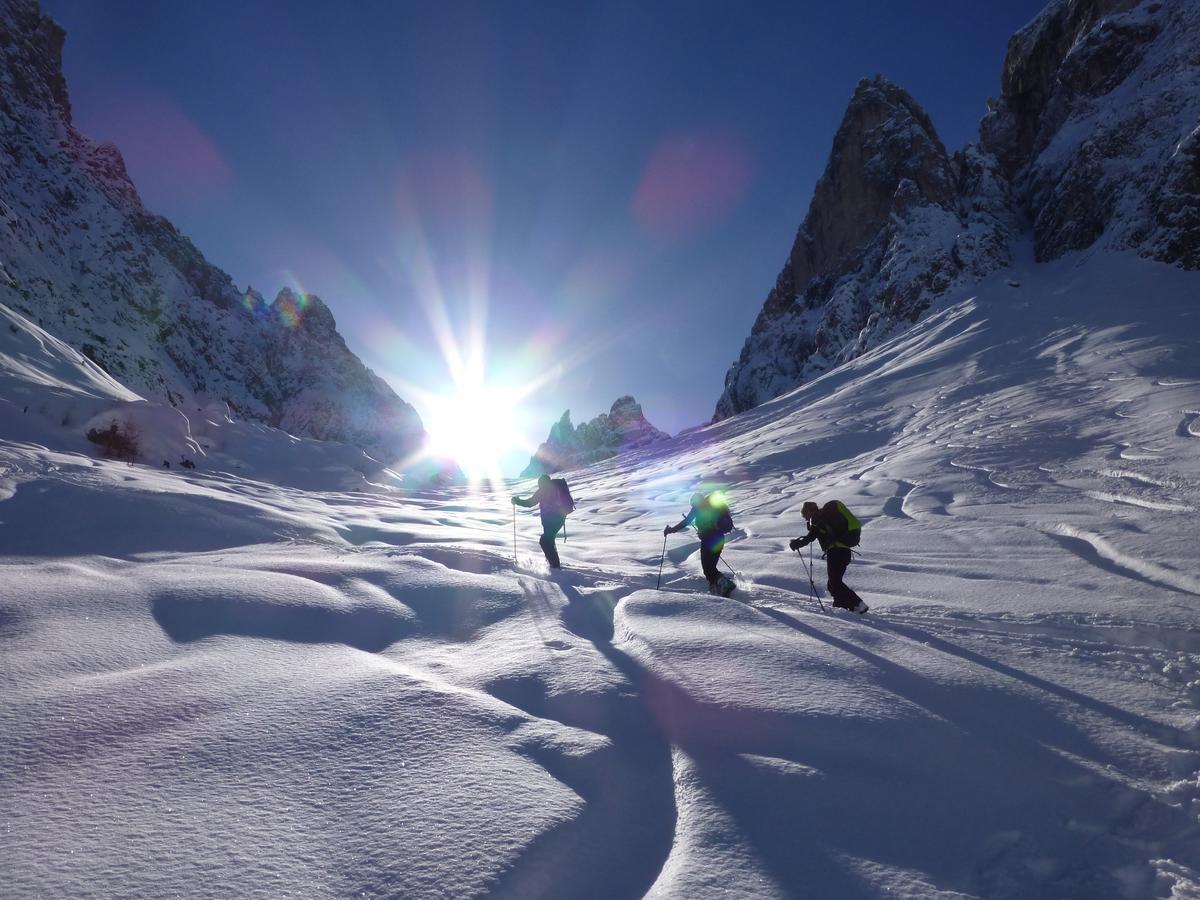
top-left (790, 500), bottom-right (868, 613)
top-left (665, 492), bottom-right (735, 595)
top-left (513, 474), bottom-right (571, 569)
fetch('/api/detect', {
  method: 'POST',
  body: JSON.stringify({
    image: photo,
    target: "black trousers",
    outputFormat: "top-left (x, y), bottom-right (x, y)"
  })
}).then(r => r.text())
top-left (700, 532), bottom-right (725, 586)
top-left (539, 514), bottom-right (565, 568)
top-left (825, 547), bottom-right (863, 609)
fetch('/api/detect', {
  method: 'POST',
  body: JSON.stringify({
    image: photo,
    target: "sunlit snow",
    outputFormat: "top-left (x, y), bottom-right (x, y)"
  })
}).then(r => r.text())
top-left (3, 251), bottom-right (1199, 898)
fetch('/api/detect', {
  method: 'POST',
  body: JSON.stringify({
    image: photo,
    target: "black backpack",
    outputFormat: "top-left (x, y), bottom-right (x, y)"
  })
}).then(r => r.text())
top-left (717, 507), bottom-right (733, 534)
top-left (552, 478), bottom-right (576, 515)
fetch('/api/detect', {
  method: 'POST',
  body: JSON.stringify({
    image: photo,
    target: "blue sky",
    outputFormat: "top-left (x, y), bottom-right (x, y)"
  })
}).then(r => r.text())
top-left (45, 0), bottom-right (1046, 473)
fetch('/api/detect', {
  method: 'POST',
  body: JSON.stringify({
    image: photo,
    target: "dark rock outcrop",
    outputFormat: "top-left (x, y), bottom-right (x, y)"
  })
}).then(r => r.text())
top-left (521, 396), bottom-right (669, 476)
top-left (980, 0), bottom-right (1200, 266)
top-left (714, 76), bottom-right (1014, 420)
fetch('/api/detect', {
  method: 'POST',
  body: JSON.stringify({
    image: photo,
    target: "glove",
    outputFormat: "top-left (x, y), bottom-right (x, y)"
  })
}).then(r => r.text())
top-left (663, 525), bottom-right (673, 536)
top-left (511, 496), bottom-right (519, 505)
top-left (789, 537), bottom-right (802, 551)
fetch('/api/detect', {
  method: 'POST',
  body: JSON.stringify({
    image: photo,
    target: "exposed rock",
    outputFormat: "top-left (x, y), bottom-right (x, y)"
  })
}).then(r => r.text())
top-left (714, 76), bottom-right (1014, 420)
top-left (521, 396), bottom-right (669, 476)
top-left (0, 0), bottom-right (424, 460)
top-left (980, 0), bottom-right (1200, 264)
top-left (716, 0), bottom-right (1200, 422)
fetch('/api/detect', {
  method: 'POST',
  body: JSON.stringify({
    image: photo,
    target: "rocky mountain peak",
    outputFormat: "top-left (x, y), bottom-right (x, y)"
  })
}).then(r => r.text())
top-left (0, 0), bottom-right (70, 122)
top-left (271, 289), bottom-right (337, 335)
top-left (979, 0), bottom-right (1199, 265)
top-left (714, 77), bottom-right (1010, 421)
top-left (715, 0), bottom-right (1199, 423)
top-left (800, 75), bottom-right (957, 270)
top-left (756, 76), bottom-right (957, 328)
top-left (0, 0), bottom-right (425, 462)
top-left (521, 396), bottom-right (669, 477)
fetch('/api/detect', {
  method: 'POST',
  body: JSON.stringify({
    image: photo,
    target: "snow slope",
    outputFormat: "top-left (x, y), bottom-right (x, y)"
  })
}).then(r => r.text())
top-left (2, 249), bottom-right (1199, 898)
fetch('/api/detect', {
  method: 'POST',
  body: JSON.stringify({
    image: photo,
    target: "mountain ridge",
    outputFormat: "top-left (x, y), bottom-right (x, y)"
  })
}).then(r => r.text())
top-left (520, 395), bottom-right (669, 477)
top-left (714, 0), bottom-right (1200, 422)
top-left (0, 0), bottom-right (424, 461)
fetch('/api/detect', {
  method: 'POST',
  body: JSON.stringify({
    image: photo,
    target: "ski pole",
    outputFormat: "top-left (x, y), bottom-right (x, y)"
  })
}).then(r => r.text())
top-left (656, 533), bottom-right (667, 590)
top-left (512, 504), bottom-right (517, 564)
top-left (796, 547), bottom-right (826, 612)
top-left (810, 544), bottom-right (826, 612)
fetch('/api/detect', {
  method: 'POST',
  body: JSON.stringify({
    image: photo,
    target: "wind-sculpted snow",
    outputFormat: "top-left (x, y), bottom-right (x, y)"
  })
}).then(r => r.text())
top-left (3, 250), bottom-right (1200, 897)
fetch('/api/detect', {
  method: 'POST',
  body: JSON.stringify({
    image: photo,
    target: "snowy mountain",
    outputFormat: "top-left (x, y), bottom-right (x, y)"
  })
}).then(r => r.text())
top-left (4, 247), bottom-right (1199, 898)
top-left (0, 0), bottom-right (424, 461)
top-left (4, 0), bottom-right (1200, 895)
top-left (0, 299), bottom-right (410, 491)
top-left (715, 0), bottom-right (1200, 421)
top-left (520, 395), bottom-right (670, 477)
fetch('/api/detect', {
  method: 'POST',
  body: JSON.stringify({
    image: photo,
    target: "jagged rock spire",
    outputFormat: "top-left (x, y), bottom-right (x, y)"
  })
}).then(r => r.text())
top-left (521, 396), bottom-right (669, 477)
top-left (713, 76), bottom-right (1011, 421)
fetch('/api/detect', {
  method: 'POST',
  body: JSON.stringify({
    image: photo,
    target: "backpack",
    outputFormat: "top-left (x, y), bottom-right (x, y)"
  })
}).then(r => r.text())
top-left (822, 500), bottom-right (861, 547)
top-left (552, 478), bottom-right (576, 515)
top-left (706, 493), bottom-right (734, 534)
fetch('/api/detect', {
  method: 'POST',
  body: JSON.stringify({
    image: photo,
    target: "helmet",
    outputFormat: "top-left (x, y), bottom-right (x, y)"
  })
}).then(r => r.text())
top-left (690, 492), bottom-right (705, 508)
top-left (801, 501), bottom-right (819, 518)
top-left (538, 474), bottom-right (552, 487)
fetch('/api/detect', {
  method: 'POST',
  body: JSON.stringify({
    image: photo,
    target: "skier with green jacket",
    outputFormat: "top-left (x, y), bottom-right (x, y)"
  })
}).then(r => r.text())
top-left (790, 500), bottom-right (868, 614)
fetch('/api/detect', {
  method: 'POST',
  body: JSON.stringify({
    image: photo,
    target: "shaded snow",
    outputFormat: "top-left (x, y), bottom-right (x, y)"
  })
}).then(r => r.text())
top-left (2, 251), bottom-right (1200, 898)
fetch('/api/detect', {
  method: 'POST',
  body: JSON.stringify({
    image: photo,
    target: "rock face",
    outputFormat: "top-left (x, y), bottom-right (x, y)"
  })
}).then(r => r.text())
top-left (980, 0), bottom-right (1200, 266)
top-left (713, 76), bottom-right (1016, 420)
top-left (715, 0), bottom-right (1200, 421)
top-left (521, 396), bottom-right (669, 477)
top-left (0, 0), bottom-right (424, 460)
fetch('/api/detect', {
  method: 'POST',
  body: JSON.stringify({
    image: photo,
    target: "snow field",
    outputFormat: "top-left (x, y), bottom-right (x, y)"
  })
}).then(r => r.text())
top-left (2, 250), bottom-right (1200, 897)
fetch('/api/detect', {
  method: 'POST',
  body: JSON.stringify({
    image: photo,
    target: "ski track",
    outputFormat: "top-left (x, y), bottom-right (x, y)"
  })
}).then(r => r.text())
top-left (1180, 411), bottom-right (1200, 438)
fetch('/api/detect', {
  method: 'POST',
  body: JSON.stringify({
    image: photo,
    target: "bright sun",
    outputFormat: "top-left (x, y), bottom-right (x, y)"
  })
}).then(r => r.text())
top-left (423, 383), bottom-right (525, 481)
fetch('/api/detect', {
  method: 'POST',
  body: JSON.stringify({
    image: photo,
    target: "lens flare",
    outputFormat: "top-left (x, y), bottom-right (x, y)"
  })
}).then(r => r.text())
top-left (274, 290), bottom-right (310, 328)
top-left (370, 148), bottom-right (650, 489)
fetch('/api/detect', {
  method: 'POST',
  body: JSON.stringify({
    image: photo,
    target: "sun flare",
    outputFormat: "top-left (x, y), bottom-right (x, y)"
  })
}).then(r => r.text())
top-left (423, 383), bottom-right (525, 481)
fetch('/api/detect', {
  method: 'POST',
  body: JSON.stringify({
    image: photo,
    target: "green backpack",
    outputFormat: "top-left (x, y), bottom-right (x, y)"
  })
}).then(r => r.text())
top-left (822, 500), bottom-right (861, 547)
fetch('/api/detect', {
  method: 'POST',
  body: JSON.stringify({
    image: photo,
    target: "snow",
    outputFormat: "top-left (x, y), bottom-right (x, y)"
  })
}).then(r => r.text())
top-left (3, 249), bottom-right (1200, 898)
